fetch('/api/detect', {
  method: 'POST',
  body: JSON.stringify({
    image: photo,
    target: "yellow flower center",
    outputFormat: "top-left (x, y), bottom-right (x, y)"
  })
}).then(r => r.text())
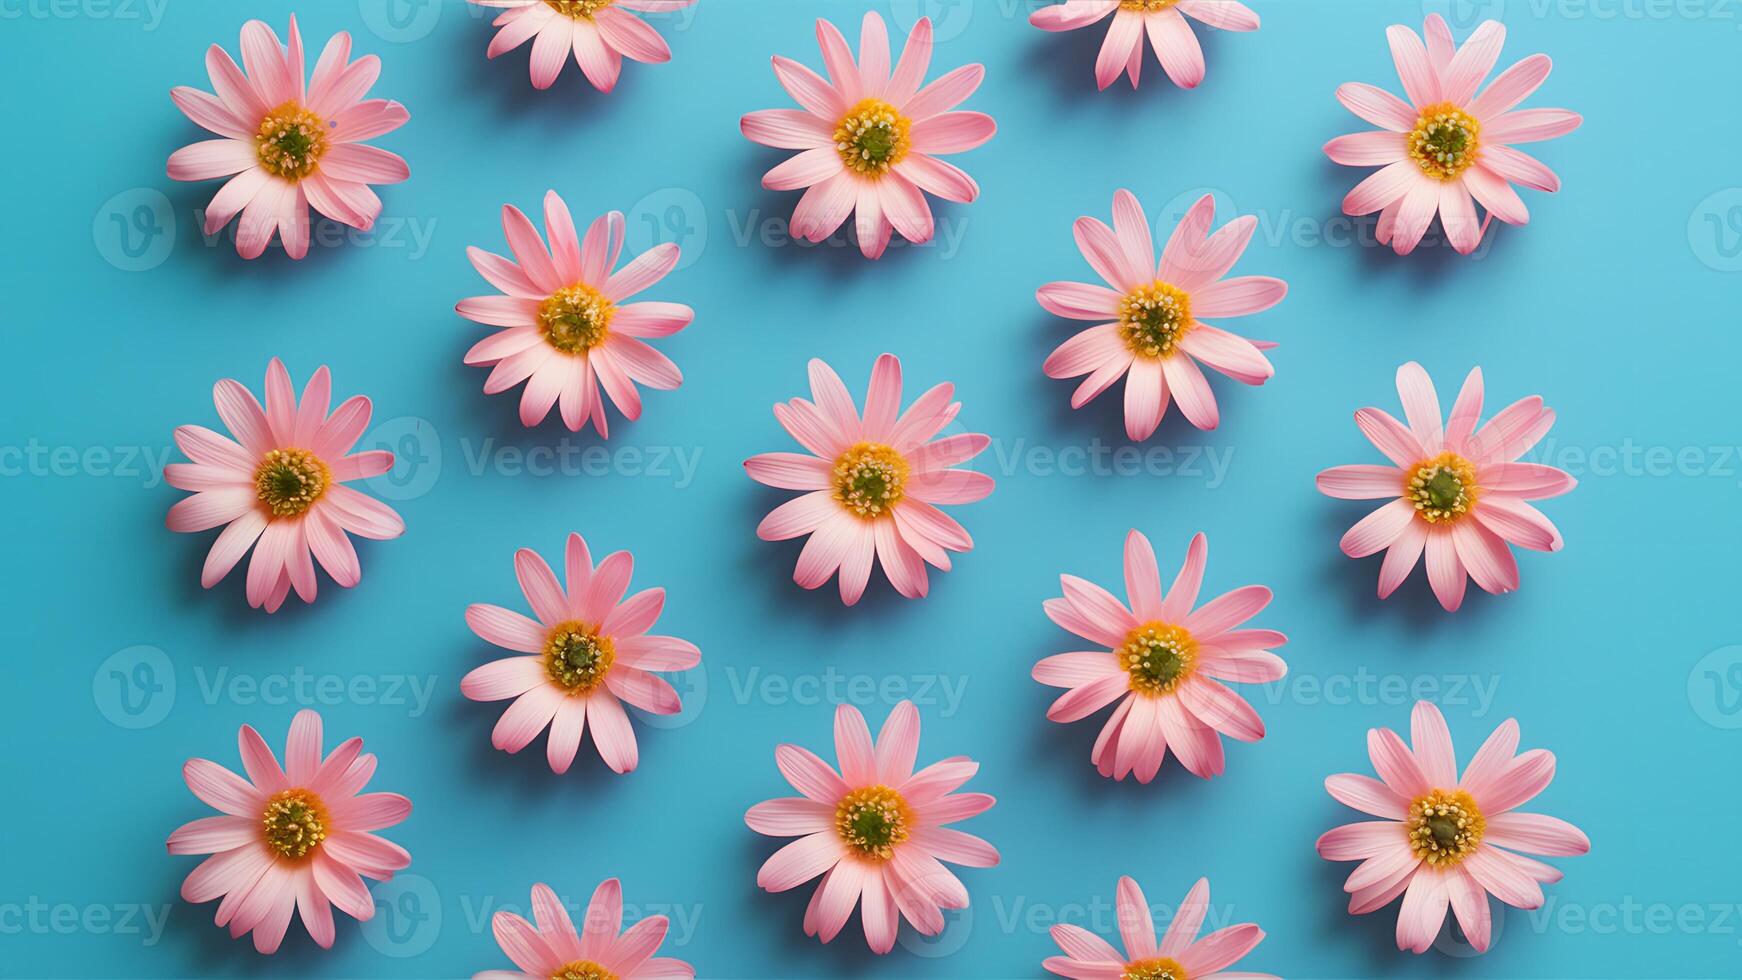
top-left (254, 102), bottom-right (329, 181)
top-left (551, 963), bottom-right (616, 980)
top-left (1121, 622), bottom-right (1197, 696)
top-left (544, 622), bottom-right (616, 693)
top-left (835, 98), bottom-right (912, 177)
top-left (539, 284), bottom-right (615, 354)
top-left (545, 0), bottom-right (613, 18)
top-left (261, 789), bottom-right (328, 859)
top-left (835, 785), bottom-right (912, 860)
top-left (1406, 452), bottom-right (1478, 524)
top-left (1123, 959), bottom-right (1189, 980)
top-left (1121, 0), bottom-right (1181, 10)
top-left (1408, 102), bottom-right (1482, 181)
top-left (1407, 788), bottom-right (1485, 867)
top-left (832, 442), bottom-right (909, 519)
top-left (1119, 281), bottom-right (1194, 359)
top-left (254, 448), bottom-right (330, 517)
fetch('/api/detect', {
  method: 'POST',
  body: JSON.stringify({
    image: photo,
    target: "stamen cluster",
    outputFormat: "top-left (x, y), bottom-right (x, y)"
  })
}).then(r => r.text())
top-left (1408, 103), bottom-right (1481, 181)
top-left (544, 623), bottom-right (616, 693)
top-left (255, 103), bottom-right (329, 180)
top-left (1407, 788), bottom-right (1485, 866)
top-left (832, 442), bottom-right (909, 518)
top-left (834, 98), bottom-right (912, 176)
top-left (835, 785), bottom-right (912, 860)
top-left (1121, 623), bottom-right (1197, 696)
top-left (1406, 453), bottom-right (1478, 524)
top-left (1119, 282), bottom-right (1194, 359)
top-left (539, 284), bottom-right (615, 354)
top-left (254, 448), bottom-right (330, 517)
top-left (262, 790), bottom-right (327, 859)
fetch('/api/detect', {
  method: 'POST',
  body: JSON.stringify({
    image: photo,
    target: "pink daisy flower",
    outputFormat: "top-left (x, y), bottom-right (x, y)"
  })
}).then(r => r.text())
top-left (461, 532), bottom-right (700, 775)
top-left (167, 15), bottom-right (409, 260)
top-left (740, 12), bottom-right (995, 260)
top-left (1034, 530), bottom-right (1286, 783)
top-left (1316, 362), bottom-right (1575, 612)
top-left (165, 358), bottom-right (405, 613)
top-left (1040, 191), bottom-right (1283, 439)
top-left (746, 701), bottom-right (998, 954)
top-left (745, 353), bottom-right (993, 605)
top-left (457, 191), bottom-right (688, 435)
top-left (1029, 0), bottom-right (1260, 91)
top-left (477, 878), bottom-right (693, 979)
top-left (167, 709), bottom-right (411, 954)
top-left (1326, 14), bottom-right (1582, 255)
top-left (1318, 701), bottom-right (1590, 954)
top-left (1044, 876), bottom-right (1273, 979)
top-left (473, 0), bottom-right (696, 93)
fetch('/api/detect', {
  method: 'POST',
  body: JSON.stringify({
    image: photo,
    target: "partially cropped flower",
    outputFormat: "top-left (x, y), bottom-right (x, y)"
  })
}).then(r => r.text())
top-left (1043, 876), bottom-right (1273, 979)
top-left (458, 191), bottom-right (688, 435)
top-left (462, 532), bottom-right (699, 774)
top-left (1318, 701), bottom-right (1589, 953)
top-left (477, 879), bottom-right (693, 979)
top-left (168, 15), bottom-right (409, 259)
top-left (1035, 530), bottom-right (1285, 783)
top-left (745, 354), bottom-right (992, 605)
top-left (1040, 191), bottom-right (1283, 439)
top-left (1317, 362), bottom-right (1574, 612)
top-left (166, 358), bottom-right (404, 613)
top-left (1326, 14), bottom-right (1581, 255)
top-left (746, 701), bottom-right (997, 954)
top-left (473, 0), bottom-right (696, 92)
top-left (1030, 0), bottom-right (1260, 90)
top-left (168, 709), bottom-right (411, 954)
top-left (741, 12), bottom-right (994, 259)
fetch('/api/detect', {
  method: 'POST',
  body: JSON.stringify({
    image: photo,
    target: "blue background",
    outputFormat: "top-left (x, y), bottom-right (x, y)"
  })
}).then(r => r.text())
top-left (4, 0), bottom-right (1740, 976)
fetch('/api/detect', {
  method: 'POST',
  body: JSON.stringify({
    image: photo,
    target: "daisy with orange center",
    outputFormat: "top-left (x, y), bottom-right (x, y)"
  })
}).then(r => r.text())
top-left (1039, 191), bottom-right (1285, 440)
top-left (1326, 15), bottom-right (1582, 255)
top-left (474, 0), bottom-right (695, 92)
top-left (1318, 702), bottom-right (1590, 954)
top-left (1044, 877), bottom-right (1274, 979)
top-left (1035, 531), bottom-right (1286, 783)
top-left (741, 12), bottom-right (996, 259)
top-left (745, 354), bottom-right (994, 605)
top-left (476, 879), bottom-right (693, 979)
top-left (458, 191), bottom-right (691, 435)
top-left (165, 358), bottom-right (404, 613)
top-left (167, 710), bottom-right (411, 954)
top-left (746, 702), bottom-right (998, 954)
top-left (1030, 0), bottom-right (1260, 90)
top-left (462, 533), bottom-right (700, 775)
top-left (167, 16), bottom-right (409, 259)
top-left (1317, 362), bottom-right (1576, 611)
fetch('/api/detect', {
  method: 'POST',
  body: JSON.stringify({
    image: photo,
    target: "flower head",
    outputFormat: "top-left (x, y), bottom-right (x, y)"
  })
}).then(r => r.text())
top-left (476, 879), bottom-right (693, 979)
top-left (741, 12), bottom-right (995, 259)
top-left (462, 532), bottom-right (700, 774)
top-left (1040, 191), bottom-right (1284, 439)
top-left (166, 358), bottom-right (404, 613)
top-left (1035, 531), bottom-right (1286, 782)
top-left (1326, 15), bottom-right (1581, 255)
top-left (167, 15), bottom-right (410, 259)
top-left (1030, 0), bottom-right (1260, 90)
top-left (1318, 701), bottom-right (1589, 953)
top-left (458, 191), bottom-right (690, 435)
top-left (474, 0), bottom-right (696, 92)
top-left (1317, 362), bottom-right (1575, 612)
top-left (1043, 876), bottom-right (1273, 979)
top-left (746, 702), bottom-right (998, 954)
top-left (745, 354), bottom-right (993, 605)
top-left (168, 709), bottom-right (411, 954)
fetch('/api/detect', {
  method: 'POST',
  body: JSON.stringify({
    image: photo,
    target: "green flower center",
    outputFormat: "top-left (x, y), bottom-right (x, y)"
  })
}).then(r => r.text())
top-left (1123, 958), bottom-right (1189, 980)
top-left (539, 284), bottom-right (614, 354)
top-left (1407, 788), bottom-right (1485, 867)
top-left (262, 789), bottom-right (327, 859)
top-left (1120, 281), bottom-right (1194, 359)
top-left (832, 442), bottom-right (909, 518)
top-left (1121, 622), bottom-right (1197, 696)
top-left (544, 623), bottom-right (615, 692)
top-left (835, 98), bottom-right (911, 176)
top-left (1406, 452), bottom-right (1478, 524)
top-left (835, 785), bottom-right (912, 860)
top-left (1409, 103), bottom-right (1482, 181)
top-left (255, 102), bottom-right (328, 181)
top-left (254, 448), bottom-right (330, 517)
